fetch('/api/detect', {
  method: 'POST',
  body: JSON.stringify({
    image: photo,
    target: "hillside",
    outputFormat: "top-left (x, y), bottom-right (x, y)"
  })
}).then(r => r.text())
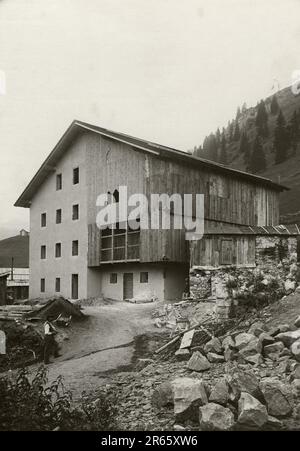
top-left (192, 86), bottom-right (300, 221)
top-left (0, 234), bottom-right (29, 268)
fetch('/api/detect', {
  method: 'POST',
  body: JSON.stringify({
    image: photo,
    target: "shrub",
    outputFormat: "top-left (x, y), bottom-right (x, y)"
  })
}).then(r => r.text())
top-left (0, 366), bottom-right (118, 431)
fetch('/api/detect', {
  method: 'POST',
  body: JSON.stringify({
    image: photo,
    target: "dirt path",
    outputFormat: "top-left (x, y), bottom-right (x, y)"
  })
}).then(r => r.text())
top-left (39, 301), bottom-right (160, 400)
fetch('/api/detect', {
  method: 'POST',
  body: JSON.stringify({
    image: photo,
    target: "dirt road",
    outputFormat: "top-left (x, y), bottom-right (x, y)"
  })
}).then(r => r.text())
top-left (41, 301), bottom-right (159, 400)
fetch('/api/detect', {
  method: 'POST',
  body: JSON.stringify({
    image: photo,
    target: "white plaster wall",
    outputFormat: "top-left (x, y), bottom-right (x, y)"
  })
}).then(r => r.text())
top-left (29, 134), bottom-right (89, 300)
top-left (98, 263), bottom-right (165, 301)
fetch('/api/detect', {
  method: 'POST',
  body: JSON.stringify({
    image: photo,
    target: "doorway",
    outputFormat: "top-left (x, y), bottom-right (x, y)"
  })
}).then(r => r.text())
top-left (123, 273), bottom-right (133, 300)
top-left (71, 274), bottom-right (79, 299)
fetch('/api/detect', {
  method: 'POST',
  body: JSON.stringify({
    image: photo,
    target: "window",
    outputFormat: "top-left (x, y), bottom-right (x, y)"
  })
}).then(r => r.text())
top-left (41, 213), bottom-right (46, 227)
top-left (55, 278), bottom-right (61, 293)
top-left (73, 167), bottom-right (79, 185)
top-left (41, 278), bottom-right (45, 293)
top-left (140, 272), bottom-right (148, 283)
top-left (113, 189), bottom-right (119, 202)
top-left (56, 174), bottom-right (62, 191)
top-left (41, 245), bottom-right (46, 259)
top-left (56, 209), bottom-right (62, 224)
top-left (72, 204), bottom-right (79, 220)
top-left (55, 243), bottom-right (62, 258)
top-left (110, 273), bottom-right (118, 284)
top-left (72, 240), bottom-right (79, 256)
top-left (100, 221), bottom-right (140, 262)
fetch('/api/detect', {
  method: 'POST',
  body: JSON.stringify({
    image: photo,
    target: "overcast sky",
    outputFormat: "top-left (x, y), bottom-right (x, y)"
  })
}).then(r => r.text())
top-left (0, 0), bottom-right (300, 239)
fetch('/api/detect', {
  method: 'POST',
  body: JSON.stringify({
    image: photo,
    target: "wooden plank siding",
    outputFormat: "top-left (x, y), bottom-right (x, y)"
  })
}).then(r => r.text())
top-left (85, 132), bottom-right (280, 266)
top-left (190, 236), bottom-right (256, 267)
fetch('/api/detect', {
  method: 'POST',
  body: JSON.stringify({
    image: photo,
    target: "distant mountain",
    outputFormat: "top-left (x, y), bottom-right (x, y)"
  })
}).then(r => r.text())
top-left (0, 234), bottom-right (29, 268)
top-left (192, 86), bottom-right (300, 222)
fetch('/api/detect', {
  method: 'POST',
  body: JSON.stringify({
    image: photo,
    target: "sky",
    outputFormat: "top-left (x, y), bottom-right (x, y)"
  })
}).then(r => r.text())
top-left (0, 0), bottom-right (300, 239)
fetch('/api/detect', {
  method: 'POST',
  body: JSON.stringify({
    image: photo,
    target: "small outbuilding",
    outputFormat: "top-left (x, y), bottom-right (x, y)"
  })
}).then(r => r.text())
top-left (0, 272), bottom-right (9, 306)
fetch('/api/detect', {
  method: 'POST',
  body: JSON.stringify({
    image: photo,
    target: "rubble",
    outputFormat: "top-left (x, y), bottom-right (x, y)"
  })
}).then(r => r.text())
top-left (238, 392), bottom-right (268, 429)
top-left (199, 403), bottom-right (235, 431)
top-left (260, 378), bottom-right (293, 417)
top-left (208, 379), bottom-right (230, 405)
top-left (172, 377), bottom-right (208, 422)
top-left (187, 352), bottom-right (211, 372)
top-left (275, 330), bottom-right (300, 347)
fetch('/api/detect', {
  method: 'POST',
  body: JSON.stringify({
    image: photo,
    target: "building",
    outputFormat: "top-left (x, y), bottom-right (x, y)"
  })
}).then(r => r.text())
top-left (0, 231), bottom-right (29, 301)
top-left (15, 120), bottom-right (287, 301)
top-left (0, 272), bottom-right (9, 305)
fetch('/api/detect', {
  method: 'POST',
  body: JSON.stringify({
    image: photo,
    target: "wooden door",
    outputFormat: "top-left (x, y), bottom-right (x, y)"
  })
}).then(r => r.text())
top-left (123, 273), bottom-right (133, 300)
top-left (71, 274), bottom-right (79, 299)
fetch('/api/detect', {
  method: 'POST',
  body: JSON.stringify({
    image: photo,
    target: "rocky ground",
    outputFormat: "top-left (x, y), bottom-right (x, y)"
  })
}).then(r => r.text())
top-left (96, 293), bottom-right (300, 431)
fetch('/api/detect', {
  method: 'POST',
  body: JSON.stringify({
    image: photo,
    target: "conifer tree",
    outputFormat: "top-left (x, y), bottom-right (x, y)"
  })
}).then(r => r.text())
top-left (233, 121), bottom-right (240, 141)
top-left (239, 132), bottom-right (251, 168)
top-left (249, 135), bottom-right (266, 173)
top-left (219, 133), bottom-right (227, 165)
top-left (274, 109), bottom-right (290, 164)
top-left (270, 94), bottom-right (279, 115)
top-left (255, 99), bottom-right (269, 137)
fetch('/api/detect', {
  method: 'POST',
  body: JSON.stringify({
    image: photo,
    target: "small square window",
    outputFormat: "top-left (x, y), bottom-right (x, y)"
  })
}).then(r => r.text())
top-left (41, 245), bottom-right (46, 260)
top-left (41, 213), bottom-right (46, 227)
top-left (73, 167), bottom-right (79, 185)
top-left (140, 272), bottom-right (148, 283)
top-left (72, 240), bottom-right (79, 256)
top-left (56, 174), bottom-right (62, 191)
top-left (72, 204), bottom-right (79, 220)
top-left (110, 273), bottom-right (117, 284)
top-left (56, 209), bottom-right (62, 224)
top-left (41, 278), bottom-right (45, 293)
top-left (55, 243), bottom-right (62, 258)
top-left (55, 277), bottom-right (61, 293)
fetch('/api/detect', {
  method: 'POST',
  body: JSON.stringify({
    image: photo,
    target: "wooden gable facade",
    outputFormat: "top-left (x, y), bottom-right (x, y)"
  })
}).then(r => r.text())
top-left (85, 131), bottom-right (282, 267)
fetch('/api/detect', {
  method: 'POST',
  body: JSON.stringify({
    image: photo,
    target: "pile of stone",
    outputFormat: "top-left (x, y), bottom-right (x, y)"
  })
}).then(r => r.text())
top-left (175, 316), bottom-right (300, 369)
top-left (152, 366), bottom-right (297, 430)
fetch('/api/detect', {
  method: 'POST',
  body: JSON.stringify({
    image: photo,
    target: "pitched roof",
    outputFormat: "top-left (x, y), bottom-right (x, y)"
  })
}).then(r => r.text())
top-left (0, 235), bottom-right (29, 268)
top-left (15, 120), bottom-right (288, 208)
top-left (204, 224), bottom-right (300, 236)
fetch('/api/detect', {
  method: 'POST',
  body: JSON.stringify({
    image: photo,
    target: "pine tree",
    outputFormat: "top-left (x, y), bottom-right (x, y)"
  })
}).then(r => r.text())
top-left (242, 102), bottom-right (247, 114)
top-left (274, 109), bottom-right (290, 164)
top-left (270, 94), bottom-right (279, 115)
top-left (215, 128), bottom-right (221, 147)
top-left (203, 133), bottom-right (218, 162)
top-left (233, 121), bottom-right (240, 141)
top-left (228, 121), bottom-right (234, 142)
top-left (219, 133), bottom-right (227, 165)
top-left (236, 106), bottom-right (242, 120)
top-left (239, 132), bottom-right (251, 168)
top-left (255, 99), bottom-right (269, 137)
top-left (249, 135), bottom-right (266, 173)
top-left (288, 110), bottom-right (300, 153)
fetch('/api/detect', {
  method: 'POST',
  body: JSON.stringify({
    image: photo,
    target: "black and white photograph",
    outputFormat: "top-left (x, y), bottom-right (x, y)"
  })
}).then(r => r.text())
top-left (1, 0), bottom-right (300, 436)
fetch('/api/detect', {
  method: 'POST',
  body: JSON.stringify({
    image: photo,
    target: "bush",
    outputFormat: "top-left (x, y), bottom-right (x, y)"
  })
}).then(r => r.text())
top-left (0, 366), bottom-right (118, 431)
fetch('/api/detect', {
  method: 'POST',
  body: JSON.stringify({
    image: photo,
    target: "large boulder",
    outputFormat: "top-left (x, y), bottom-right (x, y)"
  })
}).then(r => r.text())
top-left (260, 378), bottom-right (292, 418)
top-left (291, 339), bottom-right (300, 362)
top-left (248, 322), bottom-right (265, 337)
top-left (199, 403), bottom-right (235, 431)
top-left (285, 279), bottom-right (296, 294)
top-left (235, 333), bottom-right (256, 350)
top-left (151, 381), bottom-right (174, 409)
top-left (259, 332), bottom-right (275, 347)
top-left (226, 368), bottom-right (261, 400)
top-left (222, 335), bottom-right (235, 349)
top-left (187, 351), bottom-right (211, 372)
top-left (209, 379), bottom-right (230, 406)
top-left (275, 330), bottom-right (300, 347)
top-left (224, 347), bottom-right (237, 362)
top-left (295, 316), bottom-right (300, 328)
top-left (172, 377), bottom-right (208, 422)
top-left (238, 392), bottom-right (268, 429)
top-left (264, 341), bottom-right (285, 357)
top-left (204, 337), bottom-right (222, 355)
top-left (239, 337), bottom-right (262, 359)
